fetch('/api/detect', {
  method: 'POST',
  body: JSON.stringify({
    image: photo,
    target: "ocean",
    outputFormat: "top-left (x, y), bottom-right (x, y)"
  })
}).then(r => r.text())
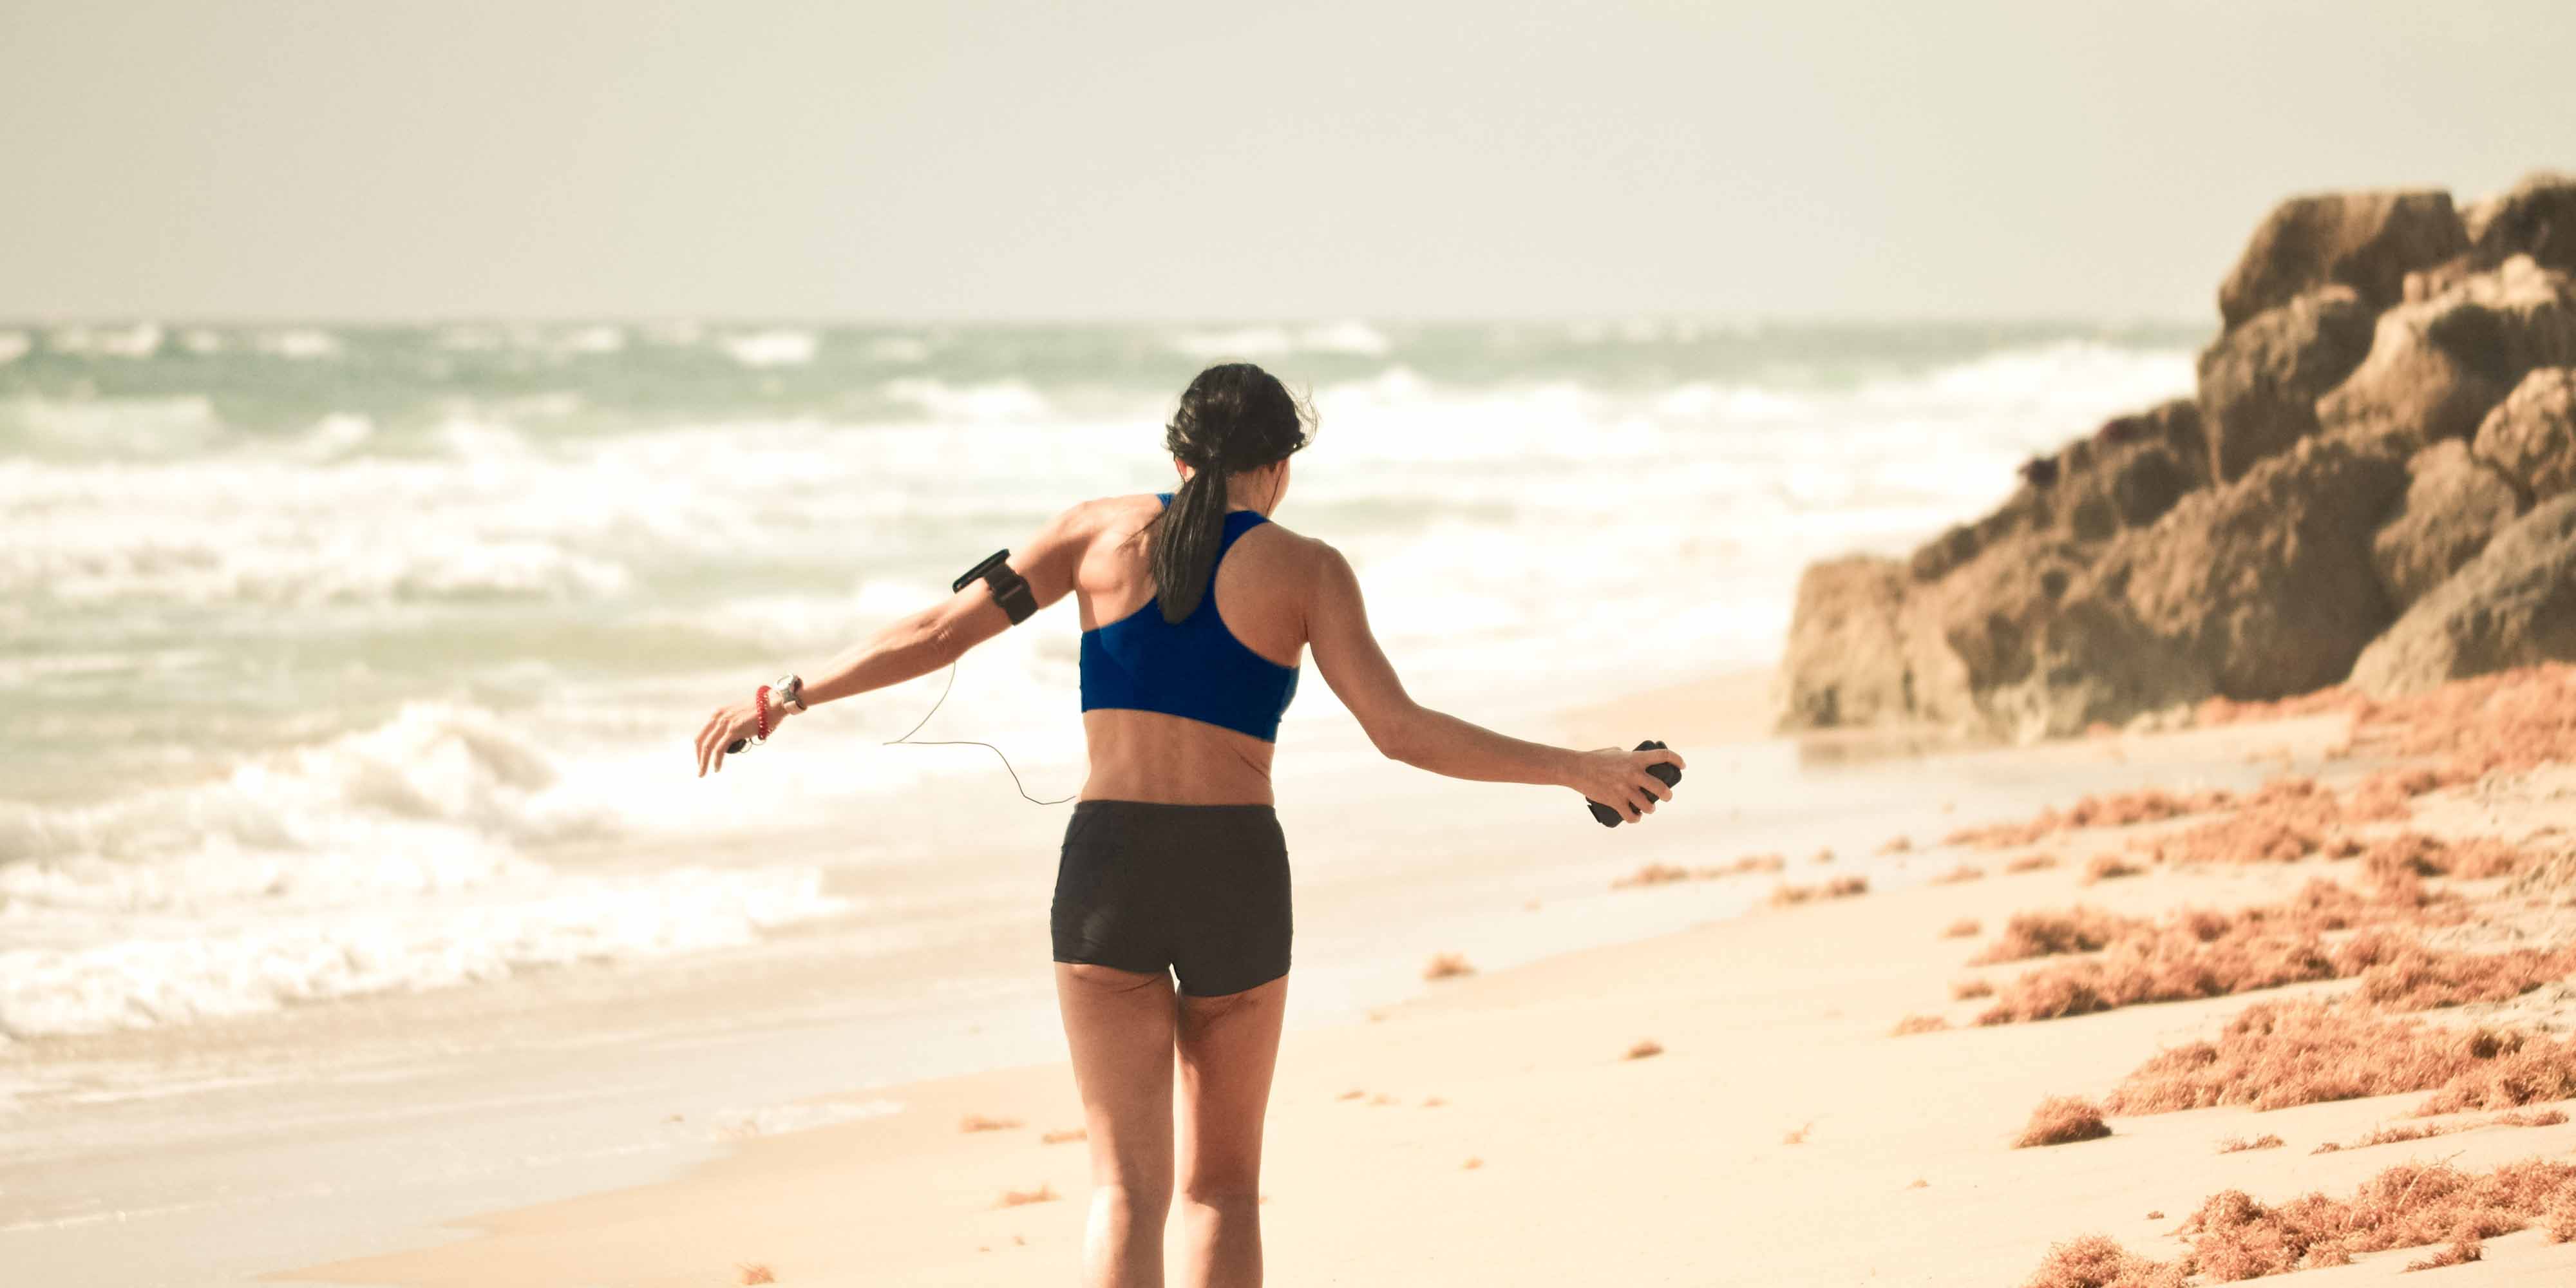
top-left (0, 317), bottom-right (2204, 1045)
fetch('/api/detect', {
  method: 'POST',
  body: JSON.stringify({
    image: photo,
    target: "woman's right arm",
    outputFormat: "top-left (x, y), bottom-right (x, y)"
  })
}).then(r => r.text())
top-left (1303, 540), bottom-right (1684, 822)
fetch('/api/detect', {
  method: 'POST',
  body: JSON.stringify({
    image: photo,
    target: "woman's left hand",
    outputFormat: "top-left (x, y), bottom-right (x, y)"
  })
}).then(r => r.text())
top-left (694, 690), bottom-right (784, 777)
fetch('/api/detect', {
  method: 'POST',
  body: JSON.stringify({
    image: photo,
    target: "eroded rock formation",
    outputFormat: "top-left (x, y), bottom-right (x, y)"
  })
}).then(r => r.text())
top-left (1777, 173), bottom-right (2576, 739)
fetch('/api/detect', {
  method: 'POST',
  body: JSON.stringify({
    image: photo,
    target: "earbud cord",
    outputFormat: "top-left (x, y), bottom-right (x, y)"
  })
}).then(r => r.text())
top-left (883, 659), bottom-right (1077, 805)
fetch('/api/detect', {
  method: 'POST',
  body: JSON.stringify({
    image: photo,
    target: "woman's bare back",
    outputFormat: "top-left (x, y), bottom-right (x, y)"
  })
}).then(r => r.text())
top-left (1072, 493), bottom-right (1318, 805)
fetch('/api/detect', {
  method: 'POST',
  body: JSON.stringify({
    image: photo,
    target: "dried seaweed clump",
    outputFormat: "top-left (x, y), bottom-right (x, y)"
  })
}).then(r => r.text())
top-left (1771, 875), bottom-right (1868, 907)
top-left (1946, 787), bottom-right (2236, 851)
top-left (1970, 906), bottom-right (2150, 964)
top-left (2194, 684), bottom-right (2367, 728)
top-left (2307, 1110), bottom-right (2562, 1153)
top-left (2181, 1159), bottom-right (2576, 1276)
top-left (1969, 878), bottom-right (2508, 1026)
top-left (1423, 952), bottom-right (1475, 980)
top-left (1930, 863), bottom-right (1985, 885)
top-left (1891, 1014), bottom-right (1949, 1036)
top-left (1609, 861), bottom-right (1694, 889)
top-left (2369, 662), bottom-right (2576, 781)
top-left (2347, 938), bottom-right (2576, 1012)
top-left (2416, 1027), bottom-right (2576, 1115)
top-left (2005, 853), bottom-right (2062, 874)
top-left (2360, 831), bottom-right (2530, 882)
top-left (997, 1181), bottom-right (1060, 1208)
top-left (1942, 917), bottom-right (1982, 940)
top-left (1975, 923), bottom-right (2342, 1026)
top-left (2128, 775), bottom-right (2343, 866)
top-left (2098, 999), bottom-right (2576, 1117)
top-left (2021, 1234), bottom-right (2188, 1288)
top-left (2083, 855), bottom-right (2145, 884)
top-left (2217, 1133), bottom-right (2283, 1153)
top-left (2023, 1157), bottom-right (2576, 1285)
top-left (2014, 1095), bottom-right (2113, 1148)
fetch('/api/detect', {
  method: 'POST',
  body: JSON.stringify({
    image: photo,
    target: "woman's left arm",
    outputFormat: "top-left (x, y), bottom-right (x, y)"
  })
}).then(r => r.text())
top-left (694, 500), bottom-right (1098, 775)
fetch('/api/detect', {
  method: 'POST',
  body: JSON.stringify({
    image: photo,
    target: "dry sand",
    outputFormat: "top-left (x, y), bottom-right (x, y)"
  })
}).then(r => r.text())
top-left (275, 676), bottom-right (2576, 1287)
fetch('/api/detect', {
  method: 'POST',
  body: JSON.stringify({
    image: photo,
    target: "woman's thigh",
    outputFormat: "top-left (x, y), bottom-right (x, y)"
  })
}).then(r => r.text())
top-left (1173, 971), bottom-right (1287, 1198)
top-left (1054, 961), bottom-right (1178, 1196)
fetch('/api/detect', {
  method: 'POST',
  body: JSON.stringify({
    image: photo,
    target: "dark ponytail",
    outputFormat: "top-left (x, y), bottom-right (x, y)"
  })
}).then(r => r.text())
top-left (1148, 363), bottom-right (1314, 623)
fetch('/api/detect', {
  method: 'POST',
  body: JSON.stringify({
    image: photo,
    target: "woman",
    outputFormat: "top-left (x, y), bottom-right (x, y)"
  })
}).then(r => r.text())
top-left (692, 361), bottom-right (1685, 1287)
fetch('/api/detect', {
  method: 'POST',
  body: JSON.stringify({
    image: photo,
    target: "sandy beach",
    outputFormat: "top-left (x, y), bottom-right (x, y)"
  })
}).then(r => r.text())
top-left (256, 665), bottom-right (2576, 1286)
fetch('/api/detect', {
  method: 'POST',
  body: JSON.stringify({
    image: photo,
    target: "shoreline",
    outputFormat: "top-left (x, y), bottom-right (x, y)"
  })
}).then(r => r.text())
top-left (256, 668), bottom-right (2576, 1286)
top-left (0, 662), bottom-right (1808, 1287)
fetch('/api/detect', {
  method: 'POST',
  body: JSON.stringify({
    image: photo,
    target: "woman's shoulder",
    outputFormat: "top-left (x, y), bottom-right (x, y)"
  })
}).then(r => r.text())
top-left (1069, 494), bottom-right (1325, 562)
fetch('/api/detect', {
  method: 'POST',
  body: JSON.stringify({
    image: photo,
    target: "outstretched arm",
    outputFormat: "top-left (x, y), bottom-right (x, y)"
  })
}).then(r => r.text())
top-left (1303, 540), bottom-right (1684, 822)
top-left (693, 500), bottom-right (1095, 775)
top-left (797, 500), bottom-right (1092, 711)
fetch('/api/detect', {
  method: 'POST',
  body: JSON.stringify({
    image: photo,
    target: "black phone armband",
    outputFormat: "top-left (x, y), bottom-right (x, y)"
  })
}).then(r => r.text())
top-left (956, 549), bottom-right (1037, 625)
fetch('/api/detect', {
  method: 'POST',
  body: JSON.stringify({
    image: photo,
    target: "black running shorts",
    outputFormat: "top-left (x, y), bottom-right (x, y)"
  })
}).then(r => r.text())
top-left (1050, 799), bottom-right (1293, 998)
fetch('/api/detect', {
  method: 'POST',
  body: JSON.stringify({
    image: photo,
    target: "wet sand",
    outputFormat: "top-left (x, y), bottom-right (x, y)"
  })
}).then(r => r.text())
top-left (269, 668), bottom-right (2576, 1285)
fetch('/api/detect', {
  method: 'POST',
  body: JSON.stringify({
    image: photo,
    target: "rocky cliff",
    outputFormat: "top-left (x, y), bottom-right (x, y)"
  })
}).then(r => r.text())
top-left (1777, 172), bottom-right (2576, 741)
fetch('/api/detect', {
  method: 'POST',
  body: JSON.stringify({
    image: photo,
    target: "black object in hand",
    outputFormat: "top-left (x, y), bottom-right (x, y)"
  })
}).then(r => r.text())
top-left (1589, 739), bottom-right (1682, 828)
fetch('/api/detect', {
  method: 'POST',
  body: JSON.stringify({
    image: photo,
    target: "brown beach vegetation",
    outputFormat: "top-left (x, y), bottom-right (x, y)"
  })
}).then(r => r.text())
top-left (2022, 1233), bottom-right (2187, 1288)
top-left (1609, 862), bottom-right (1693, 889)
top-left (2217, 1134), bottom-right (2284, 1153)
top-left (1772, 875), bottom-right (1869, 907)
top-left (2304, 1110), bottom-right (2562, 1154)
top-left (1946, 786), bottom-right (2237, 851)
top-left (2014, 1096), bottom-right (2112, 1148)
top-left (2024, 1157), bottom-right (2576, 1282)
top-left (2098, 999), bottom-right (2576, 1117)
top-left (2082, 855), bottom-right (2145, 884)
top-left (1968, 876), bottom-right (2506, 1025)
top-left (2360, 831), bottom-right (2530, 882)
top-left (2125, 775), bottom-right (2344, 866)
top-left (1969, 907), bottom-right (2148, 964)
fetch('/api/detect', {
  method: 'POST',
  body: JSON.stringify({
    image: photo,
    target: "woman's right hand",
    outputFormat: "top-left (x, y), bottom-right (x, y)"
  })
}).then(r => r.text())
top-left (1567, 745), bottom-right (1685, 822)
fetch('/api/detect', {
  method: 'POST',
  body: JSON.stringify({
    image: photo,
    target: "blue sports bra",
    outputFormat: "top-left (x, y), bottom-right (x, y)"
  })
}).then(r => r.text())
top-left (1079, 492), bottom-right (1301, 743)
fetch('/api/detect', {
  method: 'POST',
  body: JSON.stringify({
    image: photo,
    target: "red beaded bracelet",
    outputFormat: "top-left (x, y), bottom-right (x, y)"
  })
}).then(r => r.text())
top-left (755, 684), bottom-right (772, 743)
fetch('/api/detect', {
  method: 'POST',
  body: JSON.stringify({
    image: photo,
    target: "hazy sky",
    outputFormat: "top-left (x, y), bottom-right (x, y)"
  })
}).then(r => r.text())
top-left (3, 1), bottom-right (2569, 323)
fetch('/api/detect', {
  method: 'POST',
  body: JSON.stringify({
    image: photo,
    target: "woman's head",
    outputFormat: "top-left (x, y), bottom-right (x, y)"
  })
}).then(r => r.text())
top-left (1148, 363), bottom-right (1315, 622)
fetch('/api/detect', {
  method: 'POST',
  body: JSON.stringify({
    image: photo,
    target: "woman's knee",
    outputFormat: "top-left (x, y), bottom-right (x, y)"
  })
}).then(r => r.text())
top-left (1177, 1183), bottom-right (1262, 1216)
top-left (1092, 1177), bottom-right (1174, 1221)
